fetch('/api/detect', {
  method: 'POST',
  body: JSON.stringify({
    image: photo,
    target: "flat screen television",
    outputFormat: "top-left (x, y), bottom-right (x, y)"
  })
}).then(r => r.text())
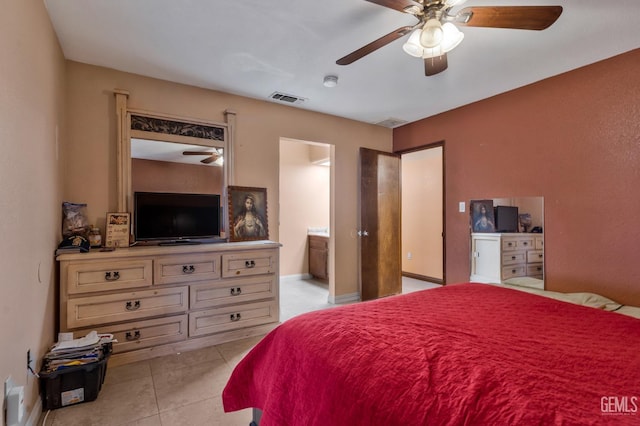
top-left (134, 191), bottom-right (221, 244)
top-left (494, 206), bottom-right (519, 233)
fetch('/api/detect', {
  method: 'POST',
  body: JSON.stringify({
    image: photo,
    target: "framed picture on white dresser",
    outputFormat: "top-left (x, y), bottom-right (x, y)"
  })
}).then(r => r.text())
top-left (470, 199), bottom-right (496, 233)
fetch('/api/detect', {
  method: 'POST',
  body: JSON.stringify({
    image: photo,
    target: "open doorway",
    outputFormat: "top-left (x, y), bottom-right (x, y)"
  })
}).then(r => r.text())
top-left (279, 138), bottom-right (334, 318)
top-left (400, 144), bottom-right (444, 284)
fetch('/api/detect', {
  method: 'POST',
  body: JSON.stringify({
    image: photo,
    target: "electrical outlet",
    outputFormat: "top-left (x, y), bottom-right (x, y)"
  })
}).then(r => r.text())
top-left (407, 252), bottom-right (412, 260)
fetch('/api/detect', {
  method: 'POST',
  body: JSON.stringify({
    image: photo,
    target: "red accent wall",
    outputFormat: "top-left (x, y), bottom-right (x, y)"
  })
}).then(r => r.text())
top-left (394, 48), bottom-right (640, 306)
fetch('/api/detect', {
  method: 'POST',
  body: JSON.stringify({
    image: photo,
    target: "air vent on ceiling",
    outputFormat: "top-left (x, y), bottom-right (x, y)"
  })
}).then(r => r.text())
top-left (269, 92), bottom-right (307, 104)
top-left (375, 118), bottom-right (408, 128)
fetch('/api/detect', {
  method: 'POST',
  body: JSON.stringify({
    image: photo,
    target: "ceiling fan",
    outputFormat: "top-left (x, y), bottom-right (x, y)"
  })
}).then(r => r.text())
top-left (336, 0), bottom-right (562, 76)
top-left (182, 148), bottom-right (223, 165)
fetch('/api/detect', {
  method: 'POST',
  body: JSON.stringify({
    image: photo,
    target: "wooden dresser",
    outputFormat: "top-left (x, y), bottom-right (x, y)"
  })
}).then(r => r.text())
top-left (57, 241), bottom-right (280, 365)
top-left (470, 233), bottom-right (544, 286)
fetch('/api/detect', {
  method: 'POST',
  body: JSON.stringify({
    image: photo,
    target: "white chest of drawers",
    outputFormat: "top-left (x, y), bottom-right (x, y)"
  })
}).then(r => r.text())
top-left (57, 241), bottom-right (280, 365)
top-left (470, 233), bottom-right (544, 286)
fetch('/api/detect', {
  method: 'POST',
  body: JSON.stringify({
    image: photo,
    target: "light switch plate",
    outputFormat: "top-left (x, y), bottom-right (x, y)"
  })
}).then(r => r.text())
top-left (459, 202), bottom-right (466, 213)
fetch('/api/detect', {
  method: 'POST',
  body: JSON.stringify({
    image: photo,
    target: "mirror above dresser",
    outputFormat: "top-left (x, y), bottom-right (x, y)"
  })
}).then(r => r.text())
top-left (469, 197), bottom-right (544, 289)
top-left (114, 90), bottom-right (236, 241)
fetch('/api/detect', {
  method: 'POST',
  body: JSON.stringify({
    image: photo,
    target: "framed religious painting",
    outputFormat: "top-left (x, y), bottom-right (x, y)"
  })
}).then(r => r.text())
top-left (470, 200), bottom-right (496, 233)
top-left (228, 186), bottom-right (269, 242)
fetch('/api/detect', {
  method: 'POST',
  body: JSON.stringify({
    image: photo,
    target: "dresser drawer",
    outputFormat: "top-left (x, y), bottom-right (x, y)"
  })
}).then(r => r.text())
top-left (535, 236), bottom-right (544, 250)
top-left (517, 238), bottom-right (534, 250)
top-left (154, 253), bottom-right (221, 285)
top-left (189, 300), bottom-right (278, 337)
top-left (221, 249), bottom-right (277, 278)
top-left (527, 264), bottom-right (544, 276)
top-left (527, 250), bottom-right (544, 264)
top-left (502, 252), bottom-right (526, 266)
top-left (66, 286), bottom-right (188, 329)
top-left (502, 237), bottom-right (534, 251)
top-left (66, 259), bottom-right (153, 295)
top-left (71, 315), bottom-right (188, 354)
top-left (501, 238), bottom-right (519, 251)
top-left (190, 275), bottom-right (276, 310)
top-left (502, 265), bottom-right (526, 280)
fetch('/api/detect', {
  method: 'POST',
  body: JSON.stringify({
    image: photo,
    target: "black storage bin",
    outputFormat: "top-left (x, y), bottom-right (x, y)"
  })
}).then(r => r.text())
top-left (39, 343), bottom-right (111, 410)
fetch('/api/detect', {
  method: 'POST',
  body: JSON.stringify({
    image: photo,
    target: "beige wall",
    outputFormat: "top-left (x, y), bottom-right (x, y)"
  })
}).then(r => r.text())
top-left (64, 61), bottom-right (391, 298)
top-left (0, 0), bottom-right (66, 417)
top-left (395, 48), bottom-right (640, 307)
top-left (279, 139), bottom-right (331, 276)
top-left (401, 147), bottom-right (443, 279)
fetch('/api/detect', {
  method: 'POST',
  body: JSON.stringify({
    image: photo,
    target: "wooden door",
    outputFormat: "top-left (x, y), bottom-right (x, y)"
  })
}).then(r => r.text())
top-left (359, 148), bottom-right (401, 301)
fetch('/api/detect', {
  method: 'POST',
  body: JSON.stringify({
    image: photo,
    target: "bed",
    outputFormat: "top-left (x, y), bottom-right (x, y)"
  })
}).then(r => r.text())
top-left (222, 283), bottom-right (640, 425)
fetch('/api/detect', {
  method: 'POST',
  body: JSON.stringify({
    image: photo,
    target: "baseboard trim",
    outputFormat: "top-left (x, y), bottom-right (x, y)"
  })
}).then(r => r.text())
top-left (280, 273), bottom-right (313, 282)
top-left (402, 271), bottom-right (443, 285)
top-left (329, 292), bottom-right (360, 304)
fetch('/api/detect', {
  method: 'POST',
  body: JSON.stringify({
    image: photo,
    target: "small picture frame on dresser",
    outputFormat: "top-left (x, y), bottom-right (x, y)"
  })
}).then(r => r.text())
top-left (228, 186), bottom-right (269, 242)
top-left (105, 212), bottom-right (130, 248)
top-left (470, 200), bottom-right (496, 233)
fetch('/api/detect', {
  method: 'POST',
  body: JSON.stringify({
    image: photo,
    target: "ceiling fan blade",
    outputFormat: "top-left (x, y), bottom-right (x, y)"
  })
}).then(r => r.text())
top-left (183, 150), bottom-right (213, 156)
top-left (425, 54), bottom-right (448, 76)
top-left (365, 0), bottom-right (422, 14)
top-left (456, 6), bottom-right (563, 30)
top-left (337, 26), bottom-right (413, 65)
top-left (200, 156), bottom-right (218, 164)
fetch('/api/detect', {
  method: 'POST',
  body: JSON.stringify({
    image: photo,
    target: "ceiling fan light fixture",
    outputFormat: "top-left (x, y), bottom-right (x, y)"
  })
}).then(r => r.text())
top-left (440, 23), bottom-right (464, 53)
top-left (402, 29), bottom-right (424, 57)
top-left (420, 19), bottom-right (444, 48)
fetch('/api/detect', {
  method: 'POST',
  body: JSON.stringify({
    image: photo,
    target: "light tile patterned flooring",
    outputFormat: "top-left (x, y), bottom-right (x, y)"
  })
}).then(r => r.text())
top-left (41, 277), bottom-right (440, 426)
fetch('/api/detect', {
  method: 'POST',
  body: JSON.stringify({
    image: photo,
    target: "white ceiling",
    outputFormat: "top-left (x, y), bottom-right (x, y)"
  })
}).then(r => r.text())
top-left (131, 139), bottom-right (223, 166)
top-left (44, 0), bottom-right (640, 127)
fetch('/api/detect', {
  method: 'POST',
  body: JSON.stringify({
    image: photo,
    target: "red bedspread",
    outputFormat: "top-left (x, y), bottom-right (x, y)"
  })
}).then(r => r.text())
top-left (223, 283), bottom-right (640, 425)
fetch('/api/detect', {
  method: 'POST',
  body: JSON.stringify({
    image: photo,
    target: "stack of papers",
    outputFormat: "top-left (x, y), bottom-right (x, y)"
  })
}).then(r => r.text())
top-left (42, 331), bottom-right (116, 373)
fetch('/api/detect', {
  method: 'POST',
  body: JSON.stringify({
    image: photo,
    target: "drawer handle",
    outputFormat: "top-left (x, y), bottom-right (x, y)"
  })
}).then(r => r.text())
top-left (538, 254), bottom-right (543, 259)
top-left (230, 287), bottom-right (242, 296)
top-left (182, 265), bottom-right (195, 274)
top-left (511, 256), bottom-right (516, 260)
top-left (523, 242), bottom-right (528, 246)
top-left (507, 242), bottom-right (513, 247)
top-left (245, 260), bottom-right (256, 269)
top-left (125, 330), bottom-right (141, 341)
top-left (105, 271), bottom-right (120, 281)
top-left (230, 313), bottom-right (242, 322)
top-left (511, 269), bottom-right (517, 274)
top-left (126, 300), bottom-right (141, 311)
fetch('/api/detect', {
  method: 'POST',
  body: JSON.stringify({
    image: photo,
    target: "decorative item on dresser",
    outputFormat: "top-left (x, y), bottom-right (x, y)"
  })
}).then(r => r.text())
top-left (57, 241), bottom-right (280, 366)
top-left (228, 186), bottom-right (269, 242)
top-left (470, 233), bottom-right (544, 288)
top-left (105, 212), bottom-right (130, 248)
